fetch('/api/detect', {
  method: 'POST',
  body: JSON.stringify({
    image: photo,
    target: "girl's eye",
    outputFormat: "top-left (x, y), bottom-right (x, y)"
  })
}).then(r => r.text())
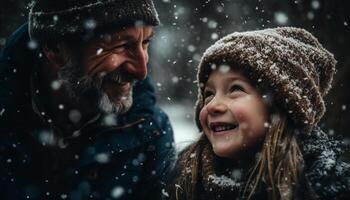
top-left (203, 90), bottom-right (214, 103)
top-left (229, 84), bottom-right (245, 93)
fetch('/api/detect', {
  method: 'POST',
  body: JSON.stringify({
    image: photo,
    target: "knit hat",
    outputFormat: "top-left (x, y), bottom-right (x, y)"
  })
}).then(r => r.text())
top-left (28, 0), bottom-right (160, 41)
top-left (195, 27), bottom-right (336, 132)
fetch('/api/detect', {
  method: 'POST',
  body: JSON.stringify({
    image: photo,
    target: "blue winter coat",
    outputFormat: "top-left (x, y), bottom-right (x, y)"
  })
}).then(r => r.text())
top-left (0, 23), bottom-right (175, 200)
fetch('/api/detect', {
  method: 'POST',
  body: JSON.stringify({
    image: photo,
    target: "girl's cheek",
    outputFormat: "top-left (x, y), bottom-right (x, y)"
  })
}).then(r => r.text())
top-left (230, 105), bottom-right (245, 122)
top-left (231, 106), bottom-right (249, 130)
top-left (199, 106), bottom-right (209, 132)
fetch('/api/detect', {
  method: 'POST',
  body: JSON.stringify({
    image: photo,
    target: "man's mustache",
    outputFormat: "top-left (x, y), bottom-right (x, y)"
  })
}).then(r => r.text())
top-left (103, 69), bottom-right (136, 85)
top-left (59, 59), bottom-right (136, 96)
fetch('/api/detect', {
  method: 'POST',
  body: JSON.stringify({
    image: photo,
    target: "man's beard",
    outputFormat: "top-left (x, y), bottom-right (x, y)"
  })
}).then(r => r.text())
top-left (57, 58), bottom-right (134, 115)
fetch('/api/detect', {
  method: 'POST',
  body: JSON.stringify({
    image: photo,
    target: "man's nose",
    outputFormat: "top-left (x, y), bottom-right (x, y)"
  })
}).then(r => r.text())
top-left (206, 97), bottom-right (228, 115)
top-left (124, 46), bottom-right (148, 80)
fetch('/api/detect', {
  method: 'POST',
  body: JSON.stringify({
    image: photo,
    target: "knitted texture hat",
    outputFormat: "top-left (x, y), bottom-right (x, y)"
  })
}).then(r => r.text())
top-left (28, 0), bottom-right (160, 41)
top-left (195, 27), bottom-right (336, 132)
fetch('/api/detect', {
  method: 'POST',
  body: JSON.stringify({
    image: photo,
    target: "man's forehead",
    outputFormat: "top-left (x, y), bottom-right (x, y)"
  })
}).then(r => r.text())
top-left (100, 25), bottom-right (154, 41)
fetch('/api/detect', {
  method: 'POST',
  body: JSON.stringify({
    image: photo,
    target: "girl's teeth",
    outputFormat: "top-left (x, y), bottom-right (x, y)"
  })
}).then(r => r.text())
top-left (214, 125), bottom-right (235, 132)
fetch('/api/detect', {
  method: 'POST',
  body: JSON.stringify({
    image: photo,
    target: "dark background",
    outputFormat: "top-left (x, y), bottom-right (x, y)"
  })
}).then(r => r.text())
top-left (1, 0), bottom-right (349, 138)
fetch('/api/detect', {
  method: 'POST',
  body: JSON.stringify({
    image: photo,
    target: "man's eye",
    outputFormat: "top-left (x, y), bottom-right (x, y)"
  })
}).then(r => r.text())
top-left (142, 39), bottom-right (151, 48)
top-left (143, 39), bottom-right (151, 45)
top-left (110, 43), bottom-right (130, 52)
top-left (229, 84), bottom-right (245, 93)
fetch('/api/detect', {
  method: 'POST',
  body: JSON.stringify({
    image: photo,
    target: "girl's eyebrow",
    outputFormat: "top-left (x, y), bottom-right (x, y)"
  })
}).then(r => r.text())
top-left (224, 75), bottom-right (248, 82)
top-left (206, 75), bottom-right (248, 87)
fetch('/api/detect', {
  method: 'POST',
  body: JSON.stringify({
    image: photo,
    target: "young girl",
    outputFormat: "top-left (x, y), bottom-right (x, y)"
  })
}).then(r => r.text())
top-left (165, 27), bottom-right (350, 200)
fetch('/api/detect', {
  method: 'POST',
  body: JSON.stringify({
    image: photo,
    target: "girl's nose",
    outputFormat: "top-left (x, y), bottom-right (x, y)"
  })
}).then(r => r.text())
top-left (206, 98), bottom-right (228, 115)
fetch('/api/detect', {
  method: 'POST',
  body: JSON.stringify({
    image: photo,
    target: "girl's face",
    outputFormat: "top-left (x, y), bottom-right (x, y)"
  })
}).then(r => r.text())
top-left (199, 68), bottom-right (268, 159)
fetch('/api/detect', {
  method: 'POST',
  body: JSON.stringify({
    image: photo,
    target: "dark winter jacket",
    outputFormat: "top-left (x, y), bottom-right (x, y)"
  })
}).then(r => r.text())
top-left (165, 127), bottom-right (350, 200)
top-left (0, 23), bottom-right (175, 200)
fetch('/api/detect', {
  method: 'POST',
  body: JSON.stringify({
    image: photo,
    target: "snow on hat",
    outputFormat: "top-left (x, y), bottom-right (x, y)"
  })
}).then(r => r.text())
top-left (28, 0), bottom-right (160, 41)
top-left (195, 27), bottom-right (336, 132)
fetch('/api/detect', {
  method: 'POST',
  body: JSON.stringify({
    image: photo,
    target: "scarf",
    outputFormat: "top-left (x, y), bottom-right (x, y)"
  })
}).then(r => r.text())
top-left (170, 136), bottom-right (250, 200)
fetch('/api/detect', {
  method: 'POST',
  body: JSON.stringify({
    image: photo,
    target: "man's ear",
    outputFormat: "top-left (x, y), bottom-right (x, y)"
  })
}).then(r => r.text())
top-left (42, 41), bottom-right (70, 68)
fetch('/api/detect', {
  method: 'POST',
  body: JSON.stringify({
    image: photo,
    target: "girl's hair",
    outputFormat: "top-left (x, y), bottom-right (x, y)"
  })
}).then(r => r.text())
top-left (242, 110), bottom-right (308, 200)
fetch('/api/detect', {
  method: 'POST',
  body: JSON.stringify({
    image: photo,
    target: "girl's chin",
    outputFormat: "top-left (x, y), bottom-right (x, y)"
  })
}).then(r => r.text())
top-left (212, 148), bottom-right (238, 159)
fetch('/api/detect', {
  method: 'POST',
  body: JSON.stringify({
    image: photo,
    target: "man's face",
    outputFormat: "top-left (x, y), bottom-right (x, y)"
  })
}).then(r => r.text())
top-left (58, 25), bottom-right (154, 114)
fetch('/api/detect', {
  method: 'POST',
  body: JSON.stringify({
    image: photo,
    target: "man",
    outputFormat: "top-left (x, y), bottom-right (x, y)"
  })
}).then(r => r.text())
top-left (0, 0), bottom-right (174, 199)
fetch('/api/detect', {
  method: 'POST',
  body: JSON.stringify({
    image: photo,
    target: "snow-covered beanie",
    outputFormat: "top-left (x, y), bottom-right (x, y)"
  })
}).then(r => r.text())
top-left (195, 27), bottom-right (337, 132)
top-left (28, 0), bottom-right (160, 42)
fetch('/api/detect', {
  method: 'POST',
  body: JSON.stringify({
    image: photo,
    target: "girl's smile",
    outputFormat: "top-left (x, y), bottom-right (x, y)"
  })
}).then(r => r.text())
top-left (209, 121), bottom-right (239, 135)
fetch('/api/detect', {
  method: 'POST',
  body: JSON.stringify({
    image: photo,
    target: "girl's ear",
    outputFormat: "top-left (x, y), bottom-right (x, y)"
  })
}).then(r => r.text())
top-left (42, 41), bottom-right (70, 68)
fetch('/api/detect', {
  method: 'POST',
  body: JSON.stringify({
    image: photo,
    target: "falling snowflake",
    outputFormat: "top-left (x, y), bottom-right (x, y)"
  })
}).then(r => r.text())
top-left (27, 40), bottom-right (38, 50)
top-left (162, 188), bottom-right (169, 197)
top-left (341, 105), bottom-right (346, 111)
top-left (84, 19), bottom-right (97, 30)
top-left (96, 48), bottom-right (103, 55)
top-left (69, 109), bottom-right (81, 123)
top-left (0, 108), bottom-right (5, 116)
top-left (218, 64), bottom-right (230, 73)
top-left (311, 0), bottom-right (321, 9)
top-left (51, 80), bottom-right (62, 90)
top-left (187, 44), bottom-right (196, 52)
top-left (103, 114), bottom-right (117, 126)
top-left (95, 153), bottom-right (110, 163)
top-left (208, 20), bottom-right (218, 29)
top-left (211, 33), bottom-right (219, 40)
top-left (111, 186), bottom-right (125, 199)
top-left (58, 104), bottom-right (64, 110)
top-left (274, 12), bottom-right (288, 25)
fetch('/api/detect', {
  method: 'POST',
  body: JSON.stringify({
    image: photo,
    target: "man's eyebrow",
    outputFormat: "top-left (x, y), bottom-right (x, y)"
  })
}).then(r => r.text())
top-left (111, 30), bottom-right (154, 42)
top-left (111, 34), bottom-right (134, 41)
